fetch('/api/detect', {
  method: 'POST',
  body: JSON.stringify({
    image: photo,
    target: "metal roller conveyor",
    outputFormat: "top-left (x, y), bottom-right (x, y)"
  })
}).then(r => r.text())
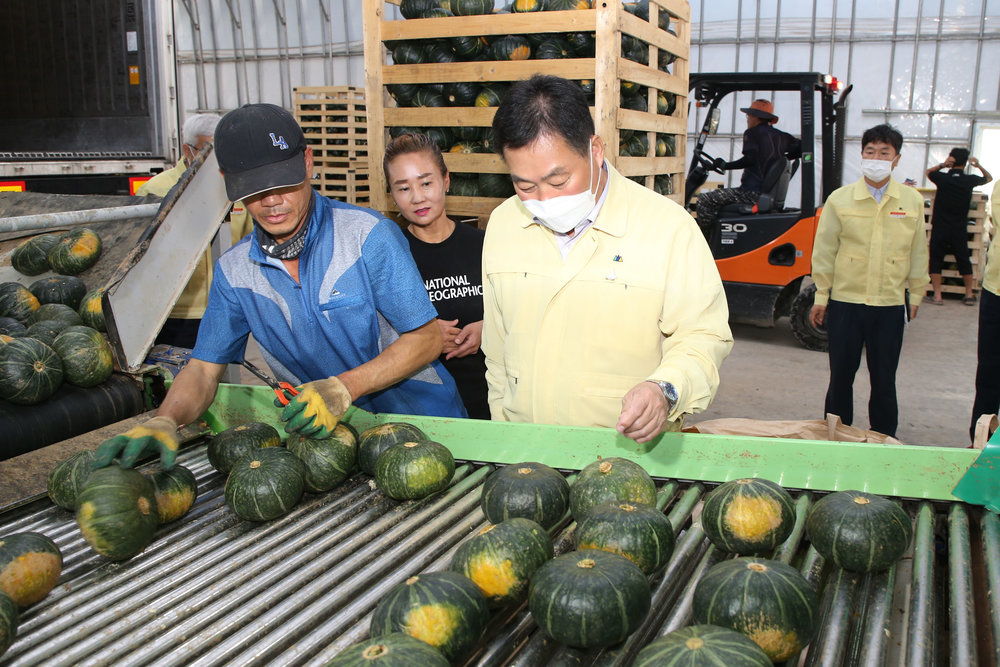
top-left (0, 384), bottom-right (997, 665)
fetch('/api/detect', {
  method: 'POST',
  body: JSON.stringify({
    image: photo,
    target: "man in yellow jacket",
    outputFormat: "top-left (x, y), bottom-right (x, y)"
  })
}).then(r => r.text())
top-left (809, 124), bottom-right (929, 437)
top-left (482, 75), bottom-right (733, 443)
top-left (137, 114), bottom-right (253, 348)
top-left (971, 179), bottom-right (1000, 440)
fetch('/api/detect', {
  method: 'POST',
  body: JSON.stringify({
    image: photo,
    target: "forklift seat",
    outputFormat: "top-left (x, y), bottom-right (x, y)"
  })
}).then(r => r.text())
top-left (720, 157), bottom-right (800, 216)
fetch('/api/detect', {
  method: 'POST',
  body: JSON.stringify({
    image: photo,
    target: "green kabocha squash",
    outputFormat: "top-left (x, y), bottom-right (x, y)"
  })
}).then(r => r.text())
top-left (423, 43), bottom-right (457, 64)
top-left (0, 532), bottom-right (62, 606)
top-left (620, 133), bottom-right (650, 158)
top-left (76, 467), bottom-right (159, 560)
top-left (78, 288), bottom-right (107, 332)
top-left (391, 42), bottom-right (426, 65)
top-left (544, 0), bottom-right (591, 9)
top-left (448, 141), bottom-right (486, 154)
top-left (358, 422), bottom-right (427, 475)
top-left (511, 0), bottom-right (543, 11)
top-left (478, 172), bottom-right (515, 198)
top-left (480, 462), bottom-right (569, 529)
top-left (418, 6), bottom-right (452, 18)
top-left (450, 517), bottom-right (553, 607)
top-left (692, 557), bottom-right (819, 663)
top-left (399, 0), bottom-right (436, 18)
top-left (374, 440), bottom-right (455, 500)
top-left (51, 325), bottom-right (114, 388)
top-left (805, 490), bottom-right (913, 573)
top-left (327, 633), bottom-right (449, 666)
top-left (387, 83), bottom-right (420, 106)
top-left (621, 35), bottom-right (648, 65)
top-left (489, 35), bottom-right (531, 60)
top-left (0, 337), bottom-right (63, 405)
top-left (28, 302), bottom-right (82, 327)
top-left (474, 83), bottom-right (508, 107)
top-left (144, 465), bottom-right (198, 523)
top-left (0, 335), bottom-right (14, 347)
top-left (701, 478), bottom-right (796, 556)
top-left (634, 624), bottom-right (772, 667)
top-left (370, 570), bottom-right (489, 663)
top-left (452, 125), bottom-right (481, 142)
top-left (207, 421), bottom-right (282, 474)
top-left (10, 234), bottom-right (60, 276)
top-left (656, 133), bottom-right (676, 157)
top-left (28, 276), bottom-right (87, 310)
top-left (443, 81), bottom-right (481, 106)
top-left (450, 34), bottom-right (488, 59)
top-left (566, 31), bottom-right (596, 56)
top-left (47, 228), bottom-right (102, 276)
top-left (529, 549), bottom-right (651, 648)
top-left (569, 457), bottom-right (656, 520)
top-left (286, 423), bottom-right (358, 493)
top-left (423, 126), bottom-right (455, 152)
top-left (534, 36), bottom-right (573, 59)
top-left (621, 92), bottom-right (648, 113)
top-left (0, 592), bottom-right (16, 657)
top-left (658, 33), bottom-right (678, 70)
top-left (47, 450), bottom-right (96, 510)
top-left (447, 174), bottom-right (480, 197)
top-left (628, 0), bottom-right (671, 31)
top-left (449, 0), bottom-right (493, 14)
top-left (657, 90), bottom-right (677, 115)
top-left (225, 447), bottom-right (306, 521)
top-left (411, 87), bottom-right (447, 108)
top-left (574, 501), bottom-right (675, 574)
top-left (23, 320), bottom-right (66, 347)
top-left (0, 282), bottom-right (40, 323)
top-left (654, 174), bottom-right (674, 196)
top-left (0, 318), bottom-right (25, 337)
top-left (389, 125), bottom-right (424, 140)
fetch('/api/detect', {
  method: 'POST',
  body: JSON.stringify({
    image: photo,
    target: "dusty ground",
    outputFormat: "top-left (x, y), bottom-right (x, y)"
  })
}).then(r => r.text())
top-left (687, 293), bottom-right (981, 448)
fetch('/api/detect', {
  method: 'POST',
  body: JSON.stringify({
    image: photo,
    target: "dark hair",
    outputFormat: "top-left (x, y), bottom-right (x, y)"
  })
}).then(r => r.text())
top-left (861, 124), bottom-right (903, 154)
top-left (949, 147), bottom-right (970, 167)
top-left (491, 74), bottom-right (595, 158)
top-left (383, 133), bottom-right (448, 182)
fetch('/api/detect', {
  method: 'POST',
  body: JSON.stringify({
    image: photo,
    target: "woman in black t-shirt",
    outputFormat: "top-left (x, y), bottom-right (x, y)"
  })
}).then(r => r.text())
top-left (384, 133), bottom-right (489, 419)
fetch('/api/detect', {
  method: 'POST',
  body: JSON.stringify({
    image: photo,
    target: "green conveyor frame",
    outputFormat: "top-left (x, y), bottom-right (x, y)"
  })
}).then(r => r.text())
top-left (203, 383), bottom-right (980, 502)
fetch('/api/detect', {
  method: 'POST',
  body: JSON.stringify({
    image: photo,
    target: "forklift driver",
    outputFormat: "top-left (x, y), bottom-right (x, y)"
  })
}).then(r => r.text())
top-left (95, 103), bottom-right (466, 470)
top-left (695, 99), bottom-right (801, 240)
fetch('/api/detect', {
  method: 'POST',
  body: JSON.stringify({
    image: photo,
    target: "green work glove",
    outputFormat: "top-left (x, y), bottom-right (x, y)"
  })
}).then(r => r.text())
top-left (281, 376), bottom-right (352, 439)
top-left (94, 415), bottom-right (180, 470)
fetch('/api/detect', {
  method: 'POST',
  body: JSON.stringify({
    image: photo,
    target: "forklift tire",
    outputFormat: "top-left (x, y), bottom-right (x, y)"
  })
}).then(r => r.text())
top-left (789, 284), bottom-right (829, 352)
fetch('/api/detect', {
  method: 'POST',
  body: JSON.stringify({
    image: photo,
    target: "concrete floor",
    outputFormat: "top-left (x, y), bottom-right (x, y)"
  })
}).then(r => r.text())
top-left (240, 294), bottom-right (983, 449)
top-left (687, 293), bottom-right (982, 448)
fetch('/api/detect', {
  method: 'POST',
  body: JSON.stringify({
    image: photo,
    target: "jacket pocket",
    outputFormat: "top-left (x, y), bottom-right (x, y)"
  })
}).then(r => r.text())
top-left (318, 293), bottom-right (366, 311)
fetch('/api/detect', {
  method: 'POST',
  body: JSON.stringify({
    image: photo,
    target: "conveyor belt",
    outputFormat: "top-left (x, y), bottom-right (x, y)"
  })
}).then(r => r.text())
top-left (1, 439), bottom-right (998, 666)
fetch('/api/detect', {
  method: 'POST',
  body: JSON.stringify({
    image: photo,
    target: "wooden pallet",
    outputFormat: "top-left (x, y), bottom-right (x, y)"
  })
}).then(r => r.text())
top-left (362, 0), bottom-right (690, 220)
top-left (293, 86), bottom-right (371, 205)
top-left (919, 189), bottom-right (987, 294)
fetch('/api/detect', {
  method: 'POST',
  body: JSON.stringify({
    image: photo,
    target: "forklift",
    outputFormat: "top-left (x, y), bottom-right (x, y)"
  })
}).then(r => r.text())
top-left (685, 72), bottom-right (852, 351)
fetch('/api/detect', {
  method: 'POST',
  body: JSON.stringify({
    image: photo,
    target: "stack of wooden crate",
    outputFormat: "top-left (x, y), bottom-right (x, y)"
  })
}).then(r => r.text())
top-left (362, 0), bottom-right (690, 225)
top-left (292, 86), bottom-right (371, 206)
top-left (919, 189), bottom-right (988, 294)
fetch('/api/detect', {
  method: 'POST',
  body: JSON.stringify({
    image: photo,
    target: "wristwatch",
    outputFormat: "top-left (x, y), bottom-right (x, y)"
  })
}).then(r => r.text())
top-left (650, 380), bottom-right (678, 407)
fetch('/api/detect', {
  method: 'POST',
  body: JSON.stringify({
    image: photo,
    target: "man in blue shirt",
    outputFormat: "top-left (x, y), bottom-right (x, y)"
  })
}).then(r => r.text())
top-left (96, 104), bottom-right (466, 469)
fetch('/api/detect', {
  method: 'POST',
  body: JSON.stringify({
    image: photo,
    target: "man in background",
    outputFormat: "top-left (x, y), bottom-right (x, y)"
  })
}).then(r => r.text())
top-left (924, 148), bottom-right (992, 306)
top-left (695, 99), bottom-right (801, 240)
top-left (138, 113), bottom-right (253, 348)
top-left (809, 124), bottom-right (929, 438)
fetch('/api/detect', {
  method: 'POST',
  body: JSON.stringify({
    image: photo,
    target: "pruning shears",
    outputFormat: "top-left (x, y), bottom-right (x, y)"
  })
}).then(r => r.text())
top-left (241, 359), bottom-right (299, 407)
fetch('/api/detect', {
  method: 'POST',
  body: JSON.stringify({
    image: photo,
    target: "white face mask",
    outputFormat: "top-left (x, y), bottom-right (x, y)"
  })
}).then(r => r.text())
top-left (861, 158), bottom-right (894, 183)
top-left (521, 151), bottom-right (598, 234)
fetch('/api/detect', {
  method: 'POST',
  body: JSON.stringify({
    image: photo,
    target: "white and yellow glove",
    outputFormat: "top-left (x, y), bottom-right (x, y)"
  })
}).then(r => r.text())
top-left (281, 377), bottom-right (352, 439)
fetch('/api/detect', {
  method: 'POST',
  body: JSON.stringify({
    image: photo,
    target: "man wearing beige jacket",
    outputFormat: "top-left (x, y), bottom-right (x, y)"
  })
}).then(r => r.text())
top-left (482, 75), bottom-right (733, 443)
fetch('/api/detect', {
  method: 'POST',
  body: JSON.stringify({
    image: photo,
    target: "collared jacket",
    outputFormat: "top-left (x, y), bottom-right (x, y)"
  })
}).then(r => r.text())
top-left (194, 191), bottom-right (467, 418)
top-left (811, 177), bottom-right (929, 308)
top-left (136, 159), bottom-right (253, 319)
top-left (481, 164), bottom-right (733, 429)
top-left (985, 180), bottom-right (1000, 296)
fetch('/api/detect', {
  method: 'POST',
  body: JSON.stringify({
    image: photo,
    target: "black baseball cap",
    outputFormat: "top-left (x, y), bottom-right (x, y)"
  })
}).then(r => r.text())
top-left (215, 103), bottom-right (308, 201)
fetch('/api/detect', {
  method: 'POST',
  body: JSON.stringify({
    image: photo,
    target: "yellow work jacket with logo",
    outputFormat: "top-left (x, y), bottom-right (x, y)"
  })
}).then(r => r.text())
top-left (481, 164), bottom-right (733, 429)
top-left (811, 177), bottom-right (929, 308)
top-left (984, 180), bottom-right (1000, 296)
top-left (137, 159), bottom-right (253, 319)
